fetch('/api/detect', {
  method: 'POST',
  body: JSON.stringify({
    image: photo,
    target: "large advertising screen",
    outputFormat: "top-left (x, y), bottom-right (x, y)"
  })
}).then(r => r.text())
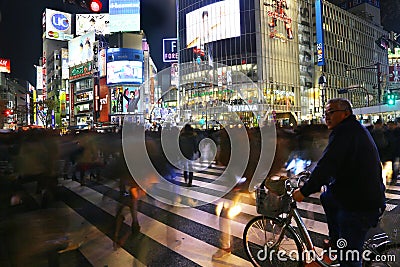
top-left (109, 0), bottom-right (140, 32)
top-left (0, 58), bottom-right (11, 73)
top-left (110, 86), bottom-right (140, 113)
top-left (76, 14), bottom-right (110, 36)
top-left (185, 0), bottom-right (241, 48)
top-left (68, 31), bottom-right (96, 67)
top-left (106, 48), bottom-right (143, 85)
top-left (45, 9), bottom-right (73, 41)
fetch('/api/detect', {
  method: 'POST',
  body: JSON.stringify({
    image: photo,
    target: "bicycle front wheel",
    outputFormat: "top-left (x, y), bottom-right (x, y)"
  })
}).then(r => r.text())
top-left (243, 215), bottom-right (303, 267)
top-left (363, 242), bottom-right (400, 267)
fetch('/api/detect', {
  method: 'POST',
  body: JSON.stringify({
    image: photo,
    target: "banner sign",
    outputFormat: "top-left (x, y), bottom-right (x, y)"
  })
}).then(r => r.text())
top-left (315, 0), bottom-right (325, 66)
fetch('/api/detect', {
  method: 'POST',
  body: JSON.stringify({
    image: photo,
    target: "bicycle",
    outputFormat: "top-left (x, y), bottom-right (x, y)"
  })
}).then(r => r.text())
top-left (242, 171), bottom-right (400, 267)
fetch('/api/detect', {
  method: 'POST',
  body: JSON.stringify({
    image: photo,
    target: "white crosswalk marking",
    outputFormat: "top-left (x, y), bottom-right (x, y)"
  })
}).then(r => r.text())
top-left (21, 161), bottom-right (400, 266)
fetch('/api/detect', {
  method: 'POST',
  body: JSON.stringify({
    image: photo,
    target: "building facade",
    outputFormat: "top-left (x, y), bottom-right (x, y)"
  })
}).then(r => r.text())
top-left (176, 0), bottom-right (389, 126)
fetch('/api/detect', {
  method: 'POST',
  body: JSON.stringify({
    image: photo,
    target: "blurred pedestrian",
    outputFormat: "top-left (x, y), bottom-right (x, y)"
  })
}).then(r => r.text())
top-left (293, 98), bottom-right (386, 267)
top-left (389, 118), bottom-right (400, 184)
top-left (179, 124), bottom-right (199, 187)
top-left (371, 118), bottom-right (389, 162)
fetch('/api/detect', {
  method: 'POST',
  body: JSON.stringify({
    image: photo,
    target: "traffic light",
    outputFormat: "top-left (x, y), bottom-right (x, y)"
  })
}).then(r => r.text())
top-left (88, 0), bottom-right (102, 13)
top-left (375, 36), bottom-right (390, 50)
top-left (387, 92), bottom-right (396, 106)
top-left (64, 0), bottom-right (103, 13)
top-left (2, 109), bottom-right (12, 116)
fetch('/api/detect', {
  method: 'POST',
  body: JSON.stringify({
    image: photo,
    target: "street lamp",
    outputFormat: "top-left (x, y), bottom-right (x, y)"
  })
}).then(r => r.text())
top-left (337, 84), bottom-right (370, 107)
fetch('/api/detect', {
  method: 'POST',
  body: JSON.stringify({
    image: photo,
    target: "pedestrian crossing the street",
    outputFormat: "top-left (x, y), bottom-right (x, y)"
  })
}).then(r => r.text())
top-left (21, 162), bottom-right (400, 267)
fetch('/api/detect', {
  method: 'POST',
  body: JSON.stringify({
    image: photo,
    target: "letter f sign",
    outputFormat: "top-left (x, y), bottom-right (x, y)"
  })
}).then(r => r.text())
top-left (171, 41), bottom-right (177, 53)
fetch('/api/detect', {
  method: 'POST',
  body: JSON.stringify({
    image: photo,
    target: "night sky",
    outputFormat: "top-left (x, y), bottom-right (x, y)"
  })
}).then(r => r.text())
top-left (0, 0), bottom-right (399, 86)
top-left (0, 0), bottom-right (176, 85)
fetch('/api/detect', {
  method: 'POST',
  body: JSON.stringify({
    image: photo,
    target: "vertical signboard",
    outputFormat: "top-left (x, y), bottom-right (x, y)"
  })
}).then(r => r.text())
top-left (298, 0), bottom-right (314, 89)
top-left (93, 41), bottom-right (99, 73)
top-left (33, 89), bottom-right (37, 124)
top-left (61, 48), bottom-right (69, 79)
top-left (99, 78), bottom-right (109, 122)
top-left (315, 0), bottom-right (325, 66)
top-left (170, 63), bottom-right (178, 86)
top-left (36, 66), bottom-right (44, 90)
top-left (99, 48), bottom-right (107, 77)
top-left (70, 83), bottom-right (75, 121)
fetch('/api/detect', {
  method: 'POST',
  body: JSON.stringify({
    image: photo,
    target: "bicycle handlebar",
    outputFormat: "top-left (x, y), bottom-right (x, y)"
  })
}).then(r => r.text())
top-left (285, 170), bottom-right (311, 195)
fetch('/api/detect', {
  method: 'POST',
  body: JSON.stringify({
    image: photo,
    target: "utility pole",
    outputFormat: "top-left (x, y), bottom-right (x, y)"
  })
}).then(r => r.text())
top-left (376, 62), bottom-right (381, 104)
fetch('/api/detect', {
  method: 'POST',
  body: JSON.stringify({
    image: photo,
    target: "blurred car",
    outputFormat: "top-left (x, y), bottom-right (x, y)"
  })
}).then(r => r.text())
top-left (94, 122), bottom-right (119, 133)
top-left (67, 124), bottom-right (89, 134)
top-left (0, 128), bottom-right (13, 133)
top-left (18, 125), bottom-right (45, 131)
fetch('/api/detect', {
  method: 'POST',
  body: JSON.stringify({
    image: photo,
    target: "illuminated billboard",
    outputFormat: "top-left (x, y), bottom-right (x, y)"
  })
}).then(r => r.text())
top-left (99, 48), bottom-right (107, 77)
top-left (0, 58), bottom-right (11, 73)
top-left (264, 0), bottom-right (294, 42)
top-left (36, 66), bottom-right (43, 90)
top-left (185, 0), bottom-right (241, 48)
top-left (45, 9), bottom-right (73, 41)
top-left (76, 14), bottom-right (110, 36)
top-left (68, 31), bottom-right (95, 67)
top-left (109, 0), bottom-right (140, 32)
top-left (106, 48), bottom-right (143, 85)
top-left (315, 0), bottom-right (325, 66)
top-left (110, 86), bottom-right (140, 113)
top-left (61, 48), bottom-right (69, 79)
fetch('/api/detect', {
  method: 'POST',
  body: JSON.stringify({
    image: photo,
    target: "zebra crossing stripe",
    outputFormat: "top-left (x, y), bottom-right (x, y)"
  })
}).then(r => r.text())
top-left (20, 181), bottom-right (146, 267)
top-left (24, 171), bottom-right (399, 266)
top-left (60, 179), bottom-right (253, 266)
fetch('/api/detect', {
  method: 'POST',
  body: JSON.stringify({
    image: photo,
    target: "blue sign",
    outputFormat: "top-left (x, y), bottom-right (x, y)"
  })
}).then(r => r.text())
top-left (51, 13), bottom-right (69, 31)
top-left (315, 0), bottom-right (325, 66)
top-left (163, 38), bottom-right (178, 63)
top-left (106, 48), bottom-right (143, 85)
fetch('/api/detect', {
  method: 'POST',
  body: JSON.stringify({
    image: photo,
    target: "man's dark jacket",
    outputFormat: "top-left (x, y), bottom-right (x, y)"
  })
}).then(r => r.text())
top-left (300, 114), bottom-right (386, 211)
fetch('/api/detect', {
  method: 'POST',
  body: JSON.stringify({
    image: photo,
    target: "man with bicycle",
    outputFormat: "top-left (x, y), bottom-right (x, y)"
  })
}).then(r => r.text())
top-left (293, 98), bottom-right (386, 267)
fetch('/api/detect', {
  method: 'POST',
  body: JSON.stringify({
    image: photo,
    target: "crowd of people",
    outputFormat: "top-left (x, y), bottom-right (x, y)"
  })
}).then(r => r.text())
top-left (0, 97), bottom-right (397, 266)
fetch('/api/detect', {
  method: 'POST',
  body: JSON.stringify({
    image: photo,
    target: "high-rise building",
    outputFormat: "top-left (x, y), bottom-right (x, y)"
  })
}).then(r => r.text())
top-left (177, 0), bottom-right (389, 126)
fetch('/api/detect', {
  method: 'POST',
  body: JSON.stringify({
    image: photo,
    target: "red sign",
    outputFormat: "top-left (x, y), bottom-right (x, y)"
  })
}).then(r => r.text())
top-left (0, 58), bottom-right (11, 73)
top-left (99, 77), bottom-right (109, 122)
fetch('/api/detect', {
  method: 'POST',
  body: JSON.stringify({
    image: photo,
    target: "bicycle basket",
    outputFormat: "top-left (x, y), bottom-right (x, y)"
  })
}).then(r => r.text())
top-left (255, 186), bottom-right (290, 217)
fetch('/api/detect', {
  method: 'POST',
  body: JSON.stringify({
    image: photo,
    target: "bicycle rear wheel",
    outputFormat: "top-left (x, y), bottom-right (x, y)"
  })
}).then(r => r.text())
top-left (243, 215), bottom-right (303, 267)
top-left (363, 242), bottom-right (400, 267)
